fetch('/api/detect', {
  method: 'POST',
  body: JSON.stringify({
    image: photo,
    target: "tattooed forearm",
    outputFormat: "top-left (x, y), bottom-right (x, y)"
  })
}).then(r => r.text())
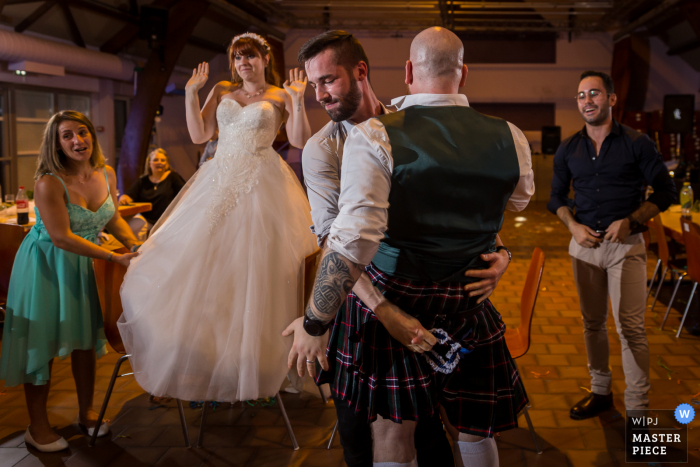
top-left (297, 102), bottom-right (302, 112)
top-left (306, 251), bottom-right (361, 323)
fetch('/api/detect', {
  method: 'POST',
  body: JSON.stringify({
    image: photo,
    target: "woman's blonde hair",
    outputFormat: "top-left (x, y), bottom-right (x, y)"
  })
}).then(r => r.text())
top-left (144, 148), bottom-right (170, 176)
top-left (35, 110), bottom-right (105, 179)
top-left (228, 36), bottom-right (280, 87)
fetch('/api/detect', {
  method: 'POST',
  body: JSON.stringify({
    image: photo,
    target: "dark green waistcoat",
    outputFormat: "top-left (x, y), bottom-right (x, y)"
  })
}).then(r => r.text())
top-left (372, 105), bottom-right (520, 283)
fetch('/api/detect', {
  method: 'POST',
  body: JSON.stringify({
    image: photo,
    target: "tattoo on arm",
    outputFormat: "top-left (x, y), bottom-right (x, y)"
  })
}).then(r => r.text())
top-left (297, 102), bottom-right (301, 112)
top-left (629, 201), bottom-right (660, 224)
top-left (306, 251), bottom-right (360, 323)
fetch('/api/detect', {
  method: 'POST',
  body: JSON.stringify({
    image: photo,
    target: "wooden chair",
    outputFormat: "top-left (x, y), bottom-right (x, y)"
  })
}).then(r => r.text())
top-left (649, 215), bottom-right (687, 313)
top-left (662, 218), bottom-right (700, 338)
top-left (0, 224), bottom-right (26, 324)
top-left (504, 247), bottom-right (546, 454)
top-left (89, 251), bottom-right (190, 448)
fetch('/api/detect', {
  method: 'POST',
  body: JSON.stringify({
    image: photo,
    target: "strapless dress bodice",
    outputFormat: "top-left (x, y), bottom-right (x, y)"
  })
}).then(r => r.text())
top-left (216, 99), bottom-right (281, 153)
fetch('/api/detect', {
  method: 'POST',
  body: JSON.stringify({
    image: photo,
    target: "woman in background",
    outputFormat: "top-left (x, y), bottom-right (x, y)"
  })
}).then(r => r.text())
top-left (119, 148), bottom-right (185, 240)
top-left (0, 111), bottom-right (139, 452)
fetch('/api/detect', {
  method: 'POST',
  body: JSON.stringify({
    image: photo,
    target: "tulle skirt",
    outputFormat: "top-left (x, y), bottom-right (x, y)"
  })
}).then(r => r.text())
top-left (118, 151), bottom-right (317, 402)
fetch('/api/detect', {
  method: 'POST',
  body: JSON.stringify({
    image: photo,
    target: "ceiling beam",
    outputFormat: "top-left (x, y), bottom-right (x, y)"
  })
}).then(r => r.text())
top-left (59, 1), bottom-right (85, 47)
top-left (15, 0), bottom-right (55, 32)
top-left (68, 0), bottom-right (138, 23)
top-left (99, 0), bottom-right (179, 54)
top-left (613, 0), bottom-right (684, 42)
top-left (668, 39), bottom-right (700, 56)
top-left (207, 0), bottom-right (285, 41)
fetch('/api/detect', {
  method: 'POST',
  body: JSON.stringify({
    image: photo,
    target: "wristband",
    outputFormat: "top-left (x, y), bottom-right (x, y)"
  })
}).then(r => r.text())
top-left (107, 252), bottom-right (113, 262)
top-left (495, 245), bottom-right (511, 262)
top-left (131, 244), bottom-right (141, 253)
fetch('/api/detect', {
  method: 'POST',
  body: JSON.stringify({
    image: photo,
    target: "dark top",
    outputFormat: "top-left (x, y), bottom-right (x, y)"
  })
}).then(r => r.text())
top-left (373, 106), bottom-right (520, 283)
top-left (125, 171), bottom-right (186, 224)
top-left (547, 120), bottom-right (677, 231)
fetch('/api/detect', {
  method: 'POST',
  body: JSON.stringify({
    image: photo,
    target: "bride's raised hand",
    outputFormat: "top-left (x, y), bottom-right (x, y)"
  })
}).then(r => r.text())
top-left (185, 62), bottom-right (209, 93)
top-left (283, 68), bottom-right (308, 102)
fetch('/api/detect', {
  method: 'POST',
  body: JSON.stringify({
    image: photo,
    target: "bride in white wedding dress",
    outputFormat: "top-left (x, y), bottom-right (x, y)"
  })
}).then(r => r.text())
top-left (118, 33), bottom-right (317, 402)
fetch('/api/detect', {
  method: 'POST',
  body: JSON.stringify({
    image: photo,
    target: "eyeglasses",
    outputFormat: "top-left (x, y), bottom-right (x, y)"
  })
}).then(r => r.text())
top-left (575, 89), bottom-right (605, 101)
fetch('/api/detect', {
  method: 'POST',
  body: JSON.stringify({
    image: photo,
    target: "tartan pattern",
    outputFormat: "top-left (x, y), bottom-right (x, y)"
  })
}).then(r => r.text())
top-left (316, 263), bottom-right (529, 437)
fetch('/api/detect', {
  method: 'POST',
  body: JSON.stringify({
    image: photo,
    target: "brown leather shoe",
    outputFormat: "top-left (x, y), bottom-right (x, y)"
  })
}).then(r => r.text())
top-left (570, 392), bottom-right (614, 420)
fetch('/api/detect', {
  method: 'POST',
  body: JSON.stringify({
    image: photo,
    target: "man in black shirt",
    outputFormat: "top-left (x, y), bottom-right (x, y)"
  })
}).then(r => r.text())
top-left (548, 71), bottom-right (676, 422)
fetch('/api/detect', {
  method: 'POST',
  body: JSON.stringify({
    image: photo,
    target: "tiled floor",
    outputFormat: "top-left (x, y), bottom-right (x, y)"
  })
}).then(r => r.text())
top-left (2, 201), bottom-right (700, 466)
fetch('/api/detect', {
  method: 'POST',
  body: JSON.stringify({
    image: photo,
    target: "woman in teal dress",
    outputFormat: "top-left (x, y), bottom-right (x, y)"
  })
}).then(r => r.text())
top-left (0, 111), bottom-right (140, 452)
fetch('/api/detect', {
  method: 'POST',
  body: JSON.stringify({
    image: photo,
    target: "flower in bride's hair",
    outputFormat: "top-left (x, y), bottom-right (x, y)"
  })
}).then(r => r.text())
top-left (231, 32), bottom-right (270, 51)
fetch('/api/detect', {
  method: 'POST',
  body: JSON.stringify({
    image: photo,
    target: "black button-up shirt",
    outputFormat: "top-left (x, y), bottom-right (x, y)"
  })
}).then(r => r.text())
top-left (547, 120), bottom-right (676, 230)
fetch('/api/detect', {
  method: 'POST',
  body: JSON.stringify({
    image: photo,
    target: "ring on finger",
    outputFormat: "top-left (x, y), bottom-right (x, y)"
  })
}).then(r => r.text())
top-left (306, 359), bottom-right (316, 364)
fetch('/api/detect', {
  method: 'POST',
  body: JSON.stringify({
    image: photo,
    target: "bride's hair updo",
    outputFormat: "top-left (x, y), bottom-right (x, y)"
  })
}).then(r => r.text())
top-left (228, 33), bottom-right (280, 87)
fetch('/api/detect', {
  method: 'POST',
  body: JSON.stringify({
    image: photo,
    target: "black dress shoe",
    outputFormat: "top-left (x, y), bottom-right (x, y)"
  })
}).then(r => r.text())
top-left (569, 392), bottom-right (614, 420)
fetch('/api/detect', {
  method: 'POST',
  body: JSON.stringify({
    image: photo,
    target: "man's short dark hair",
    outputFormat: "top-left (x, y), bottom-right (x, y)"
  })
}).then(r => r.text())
top-left (580, 70), bottom-right (614, 94)
top-left (298, 30), bottom-right (370, 81)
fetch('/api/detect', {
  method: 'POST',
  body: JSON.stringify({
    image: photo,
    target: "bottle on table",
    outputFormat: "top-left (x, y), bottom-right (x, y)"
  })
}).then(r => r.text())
top-left (680, 182), bottom-right (694, 219)
top-left (16, 186), bottom-right (29, 225)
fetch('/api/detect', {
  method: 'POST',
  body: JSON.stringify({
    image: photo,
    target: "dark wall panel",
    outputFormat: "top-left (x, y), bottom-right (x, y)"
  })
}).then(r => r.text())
top-left (469, 103), bottom-right (555, 132)
top-left (463, 39), bottom-right (556, 64)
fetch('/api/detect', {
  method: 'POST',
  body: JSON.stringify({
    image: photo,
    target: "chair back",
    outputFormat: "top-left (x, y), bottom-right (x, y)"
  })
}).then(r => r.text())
top-left (680, 218), bottom-right (700, 283)
top-left (93, 253), bottom-right (128, 353)
top-left (0, 224), bottom-right (26, 301)
top-left (300, 248), bottom-right (322, 317)
top-left (505, 247), bottom-right (546, 359)
top-left (651, 215), bottom-right (671, 265)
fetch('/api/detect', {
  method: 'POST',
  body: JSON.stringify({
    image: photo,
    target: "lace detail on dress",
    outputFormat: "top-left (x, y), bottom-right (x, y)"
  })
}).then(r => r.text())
top-left (206, 99), bottom-right (281, 231)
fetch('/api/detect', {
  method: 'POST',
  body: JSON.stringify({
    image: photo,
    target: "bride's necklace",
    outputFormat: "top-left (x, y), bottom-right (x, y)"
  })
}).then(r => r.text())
top-left (243, 85), bottom-right (266, 99)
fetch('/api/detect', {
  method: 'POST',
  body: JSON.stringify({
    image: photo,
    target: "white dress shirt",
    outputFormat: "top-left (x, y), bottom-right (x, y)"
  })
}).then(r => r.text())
top-left (302, 104), bottom-right (390, 245)
top-left (327, 93), bottom-right (535, 266)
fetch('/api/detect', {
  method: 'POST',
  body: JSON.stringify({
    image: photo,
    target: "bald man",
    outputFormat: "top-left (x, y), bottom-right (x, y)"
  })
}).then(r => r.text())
top-left (288, 27), bottom-right (534, 466)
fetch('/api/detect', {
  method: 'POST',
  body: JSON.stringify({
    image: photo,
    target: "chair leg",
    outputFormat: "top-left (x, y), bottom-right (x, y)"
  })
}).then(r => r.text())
top-left (522, 404), bottom-right (542, 454)
top-left (650, 265), bottom-right (668, 312)
top-left (327, 419), bottom-right (338, 450)
top-left (661, 273), bottom-right (686, 330)
top-left (196, 401), bottom-right (208, 448)
top-left (176, 399), bottom-right (191, 448)
top-left (277, 391), bottom-right (299, 451)
top-left (677, 282), bottom-right (698, 338)
top-left (89, 354), bottom-right (130, 447)
top-left (318, 384), bottom-right (328, 404)
top-left (647, 259), bottom-right (662, 300)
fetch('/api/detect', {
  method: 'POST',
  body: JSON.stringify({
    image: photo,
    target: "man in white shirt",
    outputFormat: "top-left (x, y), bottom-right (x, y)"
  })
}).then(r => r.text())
top-left (286, 29), bottom-right (533, 466)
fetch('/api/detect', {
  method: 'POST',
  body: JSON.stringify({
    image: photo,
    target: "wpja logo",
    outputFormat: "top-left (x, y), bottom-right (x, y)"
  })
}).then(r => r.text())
top-left (626, 408), bottom-right (689, 463)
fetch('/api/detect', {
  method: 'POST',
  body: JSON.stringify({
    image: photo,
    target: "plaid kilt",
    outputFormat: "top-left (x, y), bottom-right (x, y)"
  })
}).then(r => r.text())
top-left (316, 262), bottom-right (528, 438)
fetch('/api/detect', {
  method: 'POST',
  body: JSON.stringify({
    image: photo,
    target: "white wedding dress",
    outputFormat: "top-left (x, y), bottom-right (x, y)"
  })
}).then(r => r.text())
top-left (118, 98), bottom-right (317, 402)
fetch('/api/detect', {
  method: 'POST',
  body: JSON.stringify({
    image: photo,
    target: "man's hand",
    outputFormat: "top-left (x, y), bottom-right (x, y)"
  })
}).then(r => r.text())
top-left (604, 218), bottom-right (631, 244)
top-left (282, 317), bottom-right (329, 378)
top-left (570, 222), bottom-right (602, 248)
top-left (463, 249), bottom-right (510, 303)
top-left (374, 300), bottom-right (437, 353)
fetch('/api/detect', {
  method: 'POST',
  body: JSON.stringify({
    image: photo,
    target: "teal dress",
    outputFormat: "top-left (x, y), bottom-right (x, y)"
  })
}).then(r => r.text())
top-left (0, 170), bottom-right (114, 387)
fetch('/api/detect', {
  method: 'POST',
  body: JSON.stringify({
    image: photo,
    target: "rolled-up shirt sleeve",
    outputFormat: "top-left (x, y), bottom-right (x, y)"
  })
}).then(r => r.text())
top-left (547, 140), bottom-right (573, 215)
top-left (327, 120), bottom-right (393, 266)
top-left (636, 135), bottom-right (677, 212)
top-left (506, 122), bottom-right (535, 212)
top-left (302, 137), bottom-right (341, 246)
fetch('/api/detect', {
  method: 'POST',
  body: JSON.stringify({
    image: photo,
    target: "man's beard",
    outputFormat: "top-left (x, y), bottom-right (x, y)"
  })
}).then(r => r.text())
top-left (321, 78), bottom-right (362, 122)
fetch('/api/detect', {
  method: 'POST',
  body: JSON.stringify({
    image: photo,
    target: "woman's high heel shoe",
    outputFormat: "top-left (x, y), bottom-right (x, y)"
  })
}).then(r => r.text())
top-left (24, 426), bottom-right (69, 452)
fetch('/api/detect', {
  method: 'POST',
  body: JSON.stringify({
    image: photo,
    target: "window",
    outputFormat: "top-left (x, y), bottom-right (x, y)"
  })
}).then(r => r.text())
top-left (13, 89), bottom-right (90, 191)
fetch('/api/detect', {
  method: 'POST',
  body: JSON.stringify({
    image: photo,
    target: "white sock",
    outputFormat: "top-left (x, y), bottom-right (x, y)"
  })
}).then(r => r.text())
top-left (454, 438), bottom-right (499, 467)
top-left (373, 459), bottom-right (418, 467)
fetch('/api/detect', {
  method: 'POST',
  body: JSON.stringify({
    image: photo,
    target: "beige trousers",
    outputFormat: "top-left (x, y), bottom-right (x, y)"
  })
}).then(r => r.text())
top-left (569, 233), bottom-right (650, 410)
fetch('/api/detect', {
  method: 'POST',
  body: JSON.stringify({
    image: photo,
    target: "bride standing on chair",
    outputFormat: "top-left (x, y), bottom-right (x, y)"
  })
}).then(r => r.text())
top-left (118, 32), bottom-right (317, 402)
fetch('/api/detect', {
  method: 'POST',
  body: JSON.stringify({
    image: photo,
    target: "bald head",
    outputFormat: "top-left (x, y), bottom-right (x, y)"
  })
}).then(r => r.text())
top-left (410, 27), bottom-right (464, 84)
